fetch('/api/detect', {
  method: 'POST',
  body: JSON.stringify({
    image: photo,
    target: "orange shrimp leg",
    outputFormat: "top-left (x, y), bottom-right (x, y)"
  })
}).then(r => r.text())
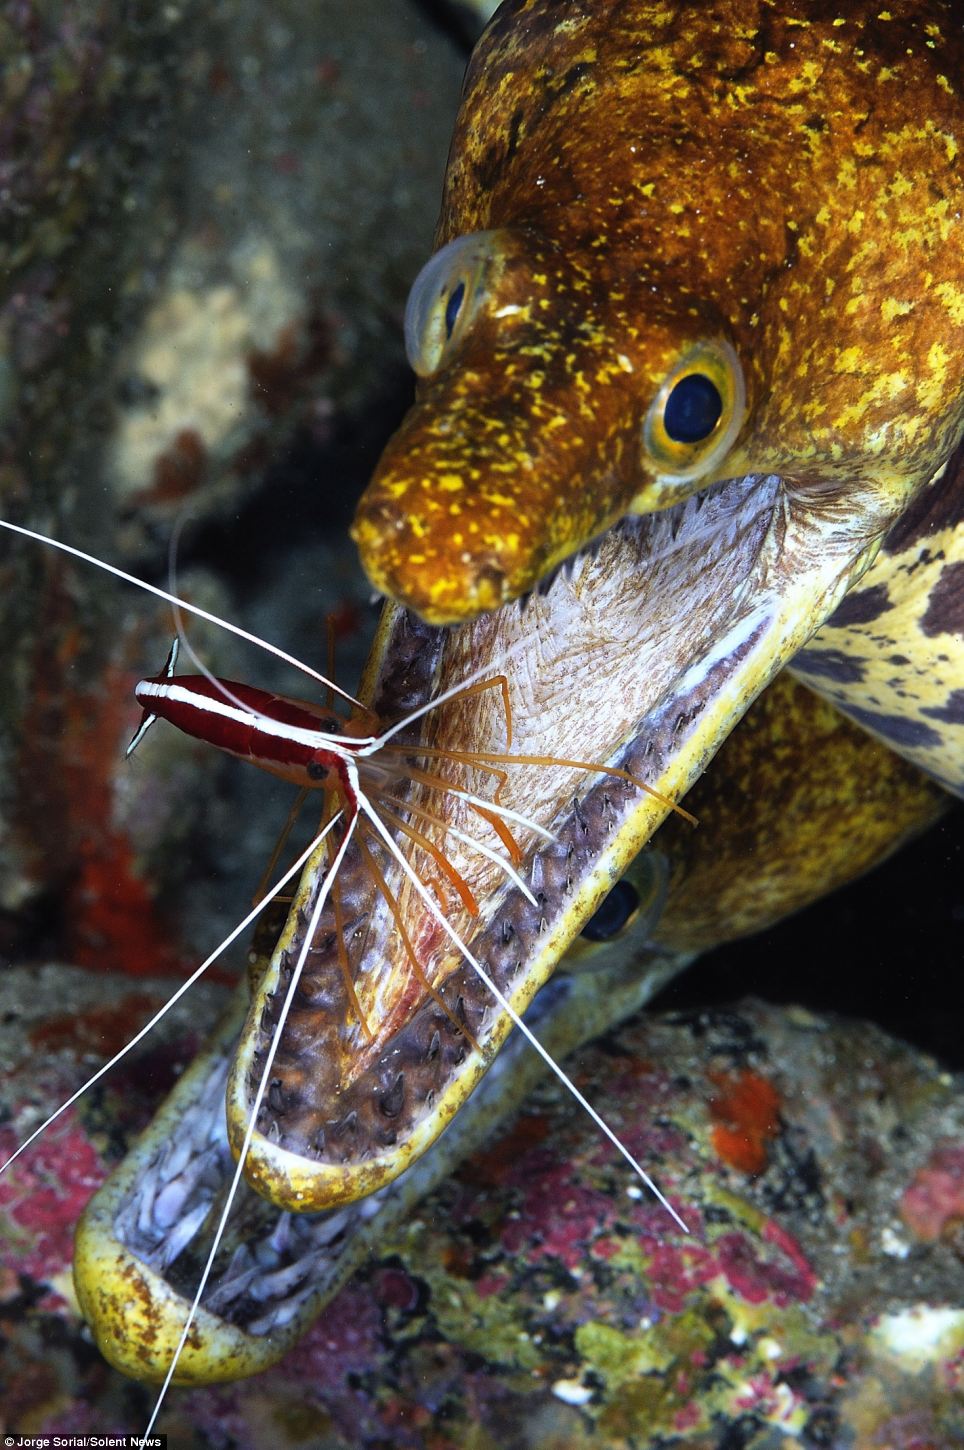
top-left (428, 671), bottom-right (513, 747)
top-left (372, 800), bottom-right (480, 916)
top-left (369, 786), bottom-right (538, 903)
top-left (397, 762), bottom-right (524, 861)
top-left (356, 820), bottom-right (480, 1053)
top-left (413, 745), bottom-right (698, 826)
top-left (252, 786), bottom-right (310, 905)
top-left (320, 782), bottom-right (375, 1043)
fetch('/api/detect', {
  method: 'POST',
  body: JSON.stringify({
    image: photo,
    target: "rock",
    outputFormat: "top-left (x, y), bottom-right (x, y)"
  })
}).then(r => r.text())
top-left (2, 981), bottom-right (961, 1449)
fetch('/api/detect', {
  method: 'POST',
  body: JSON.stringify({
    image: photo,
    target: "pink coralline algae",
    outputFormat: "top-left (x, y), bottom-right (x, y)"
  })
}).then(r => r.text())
top-left (283, 1282), bottom-right (385, 1389)
top-left (900, 1141), bottom-right (964, 1243)
top-left (0, 1113), bottom-right (104, 1301)
top-left (643, 1239), bottom-right (716, 1315)
top-left (715, 1226), bottom-right (816, 1308)
top-left (500, 1160), bottom-right (620, 1268)
top-left (3, 991), bottom-right (962, 1448)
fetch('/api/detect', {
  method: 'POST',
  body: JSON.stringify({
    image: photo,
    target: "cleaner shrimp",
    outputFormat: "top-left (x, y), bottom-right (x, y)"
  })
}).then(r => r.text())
top-left (0, 515), bottom-right (693, 1434)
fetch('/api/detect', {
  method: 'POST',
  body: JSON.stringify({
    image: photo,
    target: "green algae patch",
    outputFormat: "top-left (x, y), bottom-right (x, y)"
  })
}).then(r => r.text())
top-left (431, 1279), bottom-right (544, 1372)
top-left (576, 1313), bottom-right (716, 1440)
top-left (602, 1234), bottom-right (653, 1280)
top-left (576, 1320), bottom-right (668, 1381)
top-left (576, 1312), bottom-right (715, 1385)
top-left (754, 1304), bottom-right (840, 1372)
top-left (703, 1182), bottom-right (768, 1232)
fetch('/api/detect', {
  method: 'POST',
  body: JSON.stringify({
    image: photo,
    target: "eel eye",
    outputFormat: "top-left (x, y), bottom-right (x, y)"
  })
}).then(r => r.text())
top-left (580, 880), bottom-right (640, 942)
top-left (404, 231), bottom-right (501, 378)
top-left (664, 373), bottom-right (723, 442)
top-left (444, 281), bottom-right (466, 340)
top-left (642, 339), bottom-right (745, 483)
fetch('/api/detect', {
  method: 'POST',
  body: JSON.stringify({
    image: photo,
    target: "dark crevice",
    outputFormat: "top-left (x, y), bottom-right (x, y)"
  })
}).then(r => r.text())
top-left (654, 805), bottom-right (964, 1069)
top-left (125, 373), bottom-right (414, 595)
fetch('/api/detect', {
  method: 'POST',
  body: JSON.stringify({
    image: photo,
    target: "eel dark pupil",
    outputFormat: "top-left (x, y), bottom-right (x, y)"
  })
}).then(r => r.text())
top-left (663, 372), bottom-right (723, 443)
top-left (444, 279), bottom-right (466, 339)
top-left (580, 879), bottom-right (640, 941)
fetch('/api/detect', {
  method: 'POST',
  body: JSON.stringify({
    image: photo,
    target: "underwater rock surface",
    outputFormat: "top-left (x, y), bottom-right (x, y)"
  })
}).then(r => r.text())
top-left (1, 0), bottom-right (461, 532)
top-left (0, 0), bottom-right (462, 950)
top-left (1, 975), bottom-right (961, 1448)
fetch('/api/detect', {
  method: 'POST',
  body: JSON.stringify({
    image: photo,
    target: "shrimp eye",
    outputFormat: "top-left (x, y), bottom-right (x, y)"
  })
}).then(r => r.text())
top-left (580, 880), bottom-right (640, 942)
top-left (307, 760), bottom-right (331, 782)
top-left (642, 339), bottom-right (745, 484)
top-left (404, 231), bottom-right (502, 378)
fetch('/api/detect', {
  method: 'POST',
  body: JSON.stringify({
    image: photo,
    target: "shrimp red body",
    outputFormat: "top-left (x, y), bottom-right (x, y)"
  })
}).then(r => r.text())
top-left (133, 670), bottom-right (365, 793)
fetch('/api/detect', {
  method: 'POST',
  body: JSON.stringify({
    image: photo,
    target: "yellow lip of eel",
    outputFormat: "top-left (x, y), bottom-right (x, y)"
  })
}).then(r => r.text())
top-left (75, 0), bottom-right (963, 1383)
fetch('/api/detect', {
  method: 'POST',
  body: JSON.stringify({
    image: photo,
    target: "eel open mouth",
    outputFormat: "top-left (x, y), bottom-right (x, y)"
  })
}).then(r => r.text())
top-left (223, 469), bottom-right (880, 1212)
top-left (75, 466), bottom-right (884, 1379)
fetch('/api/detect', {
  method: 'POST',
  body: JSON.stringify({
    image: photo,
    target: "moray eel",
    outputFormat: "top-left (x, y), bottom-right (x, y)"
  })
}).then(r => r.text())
top-left (76, 0), bottom-right (962, 1382)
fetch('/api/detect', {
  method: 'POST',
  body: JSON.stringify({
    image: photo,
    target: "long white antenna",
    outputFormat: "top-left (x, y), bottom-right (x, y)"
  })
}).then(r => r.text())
top-left (3, 511), bottom-right (689, 1438)
top-left (0, 518), bottom-right (364, 710)
top-left (360, 636), bottom-right (531, 751)
top-left (372, 790), bottom-right (538, 905)
top-left (161, 518), bottom-right (377, 743)
top-left (143, 810), bottom-right (354, 1437)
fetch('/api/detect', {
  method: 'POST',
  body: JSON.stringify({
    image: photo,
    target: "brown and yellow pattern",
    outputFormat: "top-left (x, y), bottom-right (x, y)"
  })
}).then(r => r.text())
top-left (795, 440), bottom-right (964, 790)
top-left (354, 0), bottom-right (963, 628)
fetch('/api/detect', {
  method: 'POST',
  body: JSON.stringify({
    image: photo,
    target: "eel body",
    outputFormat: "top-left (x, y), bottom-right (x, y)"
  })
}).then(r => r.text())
top-left (74, 0), bottom-right (962, 1382)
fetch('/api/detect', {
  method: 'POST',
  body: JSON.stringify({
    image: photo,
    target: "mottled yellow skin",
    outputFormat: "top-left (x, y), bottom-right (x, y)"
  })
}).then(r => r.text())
top-left (354, 0), bottom-right (963, 626)
top-left (338, 0), bottom-right (963, 1200)
top-left (653, 671), bottom-right (948, 953)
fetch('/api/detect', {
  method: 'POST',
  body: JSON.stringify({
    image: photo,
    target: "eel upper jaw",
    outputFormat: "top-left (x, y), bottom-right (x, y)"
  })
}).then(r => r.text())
top-left (220, 467), bottom-right (885, 1213)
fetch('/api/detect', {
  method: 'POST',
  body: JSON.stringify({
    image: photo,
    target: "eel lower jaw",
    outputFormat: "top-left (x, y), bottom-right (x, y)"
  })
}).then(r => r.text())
top-left (75, 989), bottom-right (417, 1386)
top-left (75, 954), bottom-right (688, 1385)
top-left (218, 469), bottom-right (880, 1213)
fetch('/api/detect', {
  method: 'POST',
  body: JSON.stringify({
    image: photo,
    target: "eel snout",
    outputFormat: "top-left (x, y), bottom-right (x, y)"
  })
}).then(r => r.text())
top-left (352, 225), bottom-right (748, 626)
